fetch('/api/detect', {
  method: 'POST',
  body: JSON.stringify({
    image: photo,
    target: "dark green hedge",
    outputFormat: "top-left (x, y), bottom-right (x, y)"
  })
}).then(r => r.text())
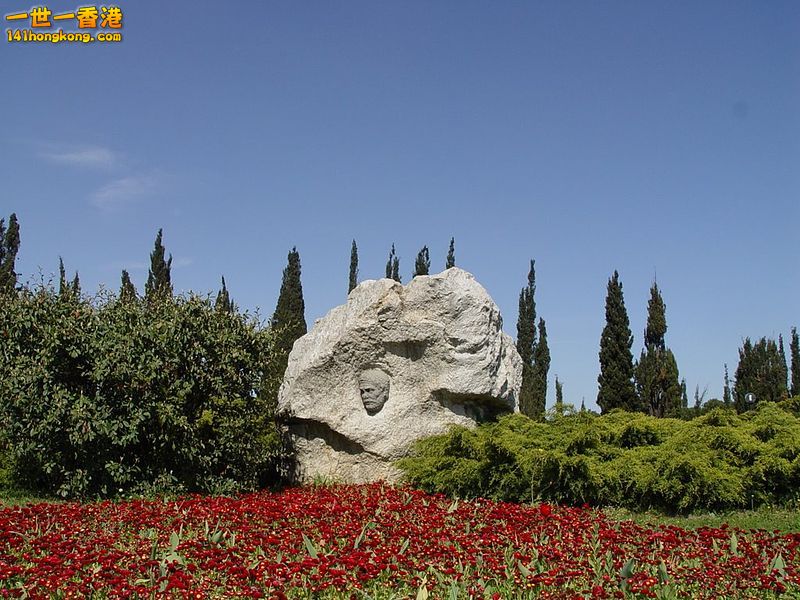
top-left (398, 400), bottom-right (800, 513)
top-left (0, 286), bottom-right (283, 498)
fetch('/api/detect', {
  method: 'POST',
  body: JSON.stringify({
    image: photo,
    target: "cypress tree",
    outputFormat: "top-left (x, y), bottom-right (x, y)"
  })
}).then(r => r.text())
top-left (680, 379), bottom-right (688, 409)
top-left (694, 385), bottom-right (704, 410)
top-left (215, 276), bottom-right (234, 313)
top-left (0, 213), bottom-right (20, 295)
top-left (446, 237), bottom-right (455, 269)
top-left (597, 270), bottom-right (636, 413)
top-left (145, 228), bottom-right (172, 300)
top-left (58, 257), bottom-right (68, 297)
top-left (385, 244), bottom-right (401, 283)
top-left (271, 247), bottom-right (307, 361)
top-left (791, 327), bottom-right (800, 397)
top-left (120, 269), bottom-right (137, 302)
top-left (530, 318), bottom-right (550, 418)
top-left (723, 363), bottom-right (732, 406)
top-left (385, 245), bottom-right (394, 279)
top-left (554, 377), bottom-right (565, 416)
top-left (516, 260), bottom-right (538, 417)
top-left (413, 246), bottom-right (430, 277)
top-left (71, 271), bottom-right (81, 296)
top-left (734, 337), bottom-right (787, 410)
top-left (634, 283), bottom-right (680, 417)
top-left (348, 240), bottom-right (359, 294)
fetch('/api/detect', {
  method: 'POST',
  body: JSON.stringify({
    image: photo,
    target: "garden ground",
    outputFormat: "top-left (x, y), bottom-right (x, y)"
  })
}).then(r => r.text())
top-left (1, 484), bottom-right (799, 599)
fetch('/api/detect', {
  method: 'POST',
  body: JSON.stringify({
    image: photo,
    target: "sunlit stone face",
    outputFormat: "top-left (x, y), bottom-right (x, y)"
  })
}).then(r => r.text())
top-left (358, 369), bottom-right (390, 415)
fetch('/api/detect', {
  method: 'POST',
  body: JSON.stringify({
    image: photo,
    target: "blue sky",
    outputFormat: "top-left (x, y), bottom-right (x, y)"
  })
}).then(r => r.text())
top-left (2, 1), bottom-right (798, 410)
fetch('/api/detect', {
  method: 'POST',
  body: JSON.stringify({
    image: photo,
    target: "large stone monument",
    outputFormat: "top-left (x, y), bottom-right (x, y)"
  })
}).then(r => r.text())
top-left (277, 268), bottom-right (522, 482)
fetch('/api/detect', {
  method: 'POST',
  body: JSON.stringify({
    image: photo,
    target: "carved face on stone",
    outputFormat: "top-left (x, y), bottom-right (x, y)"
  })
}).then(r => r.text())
top-left (358, 369), bottom-right (390, 415)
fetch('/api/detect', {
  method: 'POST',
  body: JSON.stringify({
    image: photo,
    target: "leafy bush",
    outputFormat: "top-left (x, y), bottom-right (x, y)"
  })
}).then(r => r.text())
top-left (398, 399), bottom-right (800, 513)
top-left (0, 285), bottom-right (283, 498)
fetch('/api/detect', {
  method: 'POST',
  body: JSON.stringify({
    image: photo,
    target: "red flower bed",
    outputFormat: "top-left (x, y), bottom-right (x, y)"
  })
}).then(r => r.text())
top-left (0, 483), bottom-right (798, 598)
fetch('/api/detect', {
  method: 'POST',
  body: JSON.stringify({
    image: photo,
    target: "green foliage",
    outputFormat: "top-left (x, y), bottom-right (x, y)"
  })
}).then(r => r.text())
top-left (271, 247), bottom-right (306, 371)
top-left (0, 213), bottom-right (20, 295)
top-left (120, 269), bottom-right (137, 302)
top-left (516, 260), bottom-right (539, 418)
top-left (413, 245), bottom-right (430, 277)
top-left (530, 318), bottom-right (550, 418)
top-left (348, 239), bottom-right (358, 294)
top-left (723, 363), bottom-right (732, 406)
top-left (215, 276), bottom-right (234, 313)
top-left (399, 399), bottom-right (800, 513)
top-left (635, 283), bottom-right (681, 417)
top-left (445, 237), bottom-right (455, 269)
top-left (0, 284), bottom-right (283, 498)
top-left (790, 327), bottom-right (800, 397)
top-left (145, 228), bottom-right (173, 300)
top-left (385, 243), bottom-right (401, 282)
top-left (735, 337), bottom-right (788, 410)
top-left (597, 271), bottom-right (638, 413)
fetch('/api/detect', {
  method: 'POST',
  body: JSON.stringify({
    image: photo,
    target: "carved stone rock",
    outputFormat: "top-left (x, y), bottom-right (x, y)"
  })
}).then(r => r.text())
top-left (277, 268), bottom-right (522, 483)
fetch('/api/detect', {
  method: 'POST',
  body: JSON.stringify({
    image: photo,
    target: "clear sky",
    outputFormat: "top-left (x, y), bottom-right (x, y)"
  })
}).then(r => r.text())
top-left (2, 1), bottom-right (798, 411)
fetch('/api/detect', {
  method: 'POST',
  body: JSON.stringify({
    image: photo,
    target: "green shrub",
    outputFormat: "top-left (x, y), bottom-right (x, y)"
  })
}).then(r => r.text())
top-left (398, 399), bottom-right (800, 513)
top-left (0, 285), bottom-right (283, 498)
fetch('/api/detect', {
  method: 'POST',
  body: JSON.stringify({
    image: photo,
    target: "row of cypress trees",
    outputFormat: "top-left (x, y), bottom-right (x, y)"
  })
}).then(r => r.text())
top-left (595, 270), bottom-right (800, 418)
top-left (3, 214), bottom-right (797, 422)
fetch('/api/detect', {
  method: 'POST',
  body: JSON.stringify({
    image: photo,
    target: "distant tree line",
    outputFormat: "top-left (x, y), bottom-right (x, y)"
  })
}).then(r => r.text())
top-left (1, 212), bottom-right (797, 498)
top-left (588, 267), bottom-right (797, 420)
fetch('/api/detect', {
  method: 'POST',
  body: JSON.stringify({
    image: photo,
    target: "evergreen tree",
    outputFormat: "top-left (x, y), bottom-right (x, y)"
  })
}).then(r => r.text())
top-left (58, 257), bottom-right (68, 297)
top-left (634, 283), bottom-right (680, 417)
top-left (71, 272), bottom-right (81, 296)
top-left (693, 385), bottom-right (705, 410)
top-left (413, 246), bottom-right (430, 277)
top-left (0, 213), bottom-right (20, 295)
top-left (271, 247), bottom-right (307, 363)
top-left (145, 229), bottom-right (172, 300)
top-left (723, 363), bottom-right (732, 406)
top-left (385, 244), bottom-right (401, 283)
top-left (530, 318), bottom-right (550, 417)
top-left (680, 379), bottom-right (688, 409)
top-left (446, 237), bottom-right (455, 269)
top-left (120, 269), bottom-right (137, 302)
top-left (385, 245), bottom-right (394, 279)
top-left (597, 271), bottom-right (637, 413)
top-left (348, 240), bottom-right (359, 294)
top-left (554, 377), bottom-right (565, 416)
top-left (791, 327), bottom-right (800, 397)
top-left (215, 276), bottom-right (234, 313)
top-left (734, 337), bottom-right (788, 411)
top-left (516, 260), bottom-right (538, 417)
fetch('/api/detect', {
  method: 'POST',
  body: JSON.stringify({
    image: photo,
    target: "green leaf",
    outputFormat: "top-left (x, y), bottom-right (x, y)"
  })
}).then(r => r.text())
top-left (770, 552), bottom-right (786, 576)
top-left (354, 521), bottom-right (376, 550)
top-left (302, 533), bottom-right (319, 559)
top-left (518, 560), bottom-right (531, 578)
top-left (658, 560), bottom-right (669, 584)
top-left (415, 578), bottom-right (429, 600)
